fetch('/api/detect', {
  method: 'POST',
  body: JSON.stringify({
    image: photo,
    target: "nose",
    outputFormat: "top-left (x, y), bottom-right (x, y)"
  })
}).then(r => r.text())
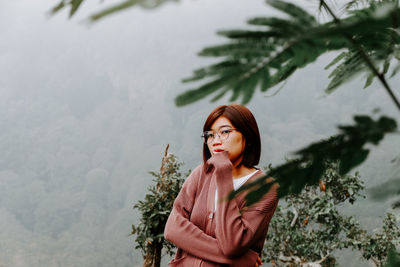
top-left (211, 134), bottom-right (222, 146)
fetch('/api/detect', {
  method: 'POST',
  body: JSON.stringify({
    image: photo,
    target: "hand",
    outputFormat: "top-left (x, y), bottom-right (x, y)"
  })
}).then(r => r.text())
top-left (254, 256), bottom-right (262, 267)
top-left (206, 151), bottom-right (232, 171)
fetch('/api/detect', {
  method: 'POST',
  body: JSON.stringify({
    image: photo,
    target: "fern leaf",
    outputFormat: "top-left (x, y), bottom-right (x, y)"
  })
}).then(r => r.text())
top-left (345, 0), bottom-right (372, 11)
top-left (268, 63), bottom-right (297, 88)
top-left (90, 0), bottom-right (177, 21)
top-left (90, 0), bottom-right (140, 21)
top-left (327, 51), bottom-right (356, 79)
top-left (199, 42), bottom-right (275, 58)
top-left (383, 57), bottom-right (391, 74)
top-left (247, 17), bottom-right (306, 34)
top-left (217, 30), bottom-right (283, 39)
top-left (229, 84), bottom-right (241, 102)
top-left (326, 52), bottom-right (364, 93)
top-left (210, 87), bottom-right (231, 102)
top-left (70, 0), bottom-right (84, 17)
top-left (178, 0), bottom-right (400, 106)
top-left (325, 51), bottom-right (347, 70)
top-left (182, 60), bottom-right (242, 83)
top-left (228, 72), bottom-right (260, 103)
top-left (50, 1), bottom-right (66, 14)
top-left (175, 74), bottom-right (239, 107)
top-left (364, 72), bottom-right (374, 88)
top-left (267, 0), bottom-right (317, 26)
top-left (260, 68), bottom-right (271, 92)
top-left (390, 62), bottom-right (400, 77)
top-left (239, 73), bottom-right (260, 104)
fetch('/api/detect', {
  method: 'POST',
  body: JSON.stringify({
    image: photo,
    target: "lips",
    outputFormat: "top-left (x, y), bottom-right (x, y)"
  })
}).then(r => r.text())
top-left (213, 149), bottom-right (225, 153)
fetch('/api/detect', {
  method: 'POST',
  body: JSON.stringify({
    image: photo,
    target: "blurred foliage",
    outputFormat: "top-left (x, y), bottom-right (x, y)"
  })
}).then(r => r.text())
top-left (359, 213), bottom-right (400, 266)
top-left (370, 175), bottom-right (400, 209)
top-left (175, 0), bottom-right (400, 106)
top-left (263, 161), bottom-right (399, 266)
top-left (232, 115), bottom-right (397, 205)
top-left (386, 248), bottom-right (400, 267)
top-left (130, 145), bottom-right (187, 267)
top-left (50, 0), bottom-right (179, 21)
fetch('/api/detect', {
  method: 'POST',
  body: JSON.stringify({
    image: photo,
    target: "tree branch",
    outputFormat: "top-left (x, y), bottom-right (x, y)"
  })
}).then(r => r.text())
top-left (278, 252), bottom-right (329, 267)
top-left (290, 208), bottom-right (299, 227)
top-left (370, 256), bottom-right (380, 267)
top-left (319, 0), bottom-right (400, 112)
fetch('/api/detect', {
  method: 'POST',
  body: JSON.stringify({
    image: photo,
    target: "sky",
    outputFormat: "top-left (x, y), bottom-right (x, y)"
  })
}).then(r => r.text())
top-left (0, 0), bottom-right (399, 266)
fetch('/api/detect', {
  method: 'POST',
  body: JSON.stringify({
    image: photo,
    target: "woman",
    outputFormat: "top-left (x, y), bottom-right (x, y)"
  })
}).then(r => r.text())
top-left (164, 104), bottom-right (279, 267)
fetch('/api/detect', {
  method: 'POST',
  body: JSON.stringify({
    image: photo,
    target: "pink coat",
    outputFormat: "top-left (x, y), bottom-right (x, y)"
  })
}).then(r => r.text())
top-left (164, 154), bottom-right (279, 267)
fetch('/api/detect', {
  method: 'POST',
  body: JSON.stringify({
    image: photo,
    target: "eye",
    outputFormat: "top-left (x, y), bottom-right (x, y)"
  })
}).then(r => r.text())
top-left (205, 132), bottom-right (215, 138)
top-left (221, 129), bottom-right (232, 134)
top-left (219, 129), bottom-right (232, 137)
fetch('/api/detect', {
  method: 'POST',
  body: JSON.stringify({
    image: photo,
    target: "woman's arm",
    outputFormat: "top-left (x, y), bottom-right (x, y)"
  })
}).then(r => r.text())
top-left (164, 165), bottom-right (259, 265)
top-left (208, 152), bottom-right (279, 257)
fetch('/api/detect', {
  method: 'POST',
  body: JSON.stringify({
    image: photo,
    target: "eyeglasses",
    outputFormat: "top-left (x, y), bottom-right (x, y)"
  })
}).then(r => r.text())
top-left (201, 127), bottom-right (239, 144)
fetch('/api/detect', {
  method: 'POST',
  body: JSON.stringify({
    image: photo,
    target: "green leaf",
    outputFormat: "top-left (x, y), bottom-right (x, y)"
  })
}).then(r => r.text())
top-left (50, 0), bottom-right (176, 20)
top-left (364, 72), bottom-right (375, 88)
top-left (217, 30), bottom-right (282, 39)
top-left (325, 51), bottom-right (347, 70)
top-left (267, 0), bottom-right (316, 26)
top-left (247, 17), bottom-right (305, 34)
top-left (210, 87), bottom-right (231, 102)
top-left (50, 1), bottom-right (66, 14)
top-left (90, 0), bottom-right (140, 21)
top-left (175, 74), bottom-right (239, 107)
top-left (390, 62), bottom-right (400, 77)
top-left (199, 42), bottom-right (274, 58)
top-left (385, 248), bottom-right (400, 267)
top-left (260, 67), bottom-right (271, 92)
top-left (70, 0), bottom-right (84, 17)
top-left (383, 58), bottom-right (391, 74)
top-left (268, 63), bottom-right (297, 87)
top-left (235, 74), bottom-right (260, 104)
top-left (326, 52), bottom-right (364, 93)
top-left (182, 60), bottom-right (243, 83)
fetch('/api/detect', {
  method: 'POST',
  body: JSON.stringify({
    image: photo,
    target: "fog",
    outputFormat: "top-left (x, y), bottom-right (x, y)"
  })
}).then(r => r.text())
top-left (0, 0), bottom-right (399, 266)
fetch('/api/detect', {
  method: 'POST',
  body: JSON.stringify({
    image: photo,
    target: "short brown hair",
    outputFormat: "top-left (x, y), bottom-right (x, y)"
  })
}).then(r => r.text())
top-left (202, 104), bottom-right (261, 167)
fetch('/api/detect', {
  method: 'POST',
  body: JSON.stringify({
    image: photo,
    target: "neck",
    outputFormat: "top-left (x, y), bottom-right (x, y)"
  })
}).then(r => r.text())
top-left (232, 164), bottom-right (255, 179)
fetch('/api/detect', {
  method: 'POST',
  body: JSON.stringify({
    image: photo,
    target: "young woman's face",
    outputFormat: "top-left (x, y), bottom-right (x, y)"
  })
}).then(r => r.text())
top-left (207, 116), bottom-right (246, 166)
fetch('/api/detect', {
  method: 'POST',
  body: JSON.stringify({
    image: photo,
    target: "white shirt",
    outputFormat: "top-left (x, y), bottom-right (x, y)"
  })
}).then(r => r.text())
top-left (214, 170), bottom-right (258, 211)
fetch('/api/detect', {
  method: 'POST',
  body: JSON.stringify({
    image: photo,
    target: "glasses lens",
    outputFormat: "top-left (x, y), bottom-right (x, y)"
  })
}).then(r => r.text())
top-left (219, 128), bottom-right (232, 140)
top-left (202, 131), bottom-right (214, 144)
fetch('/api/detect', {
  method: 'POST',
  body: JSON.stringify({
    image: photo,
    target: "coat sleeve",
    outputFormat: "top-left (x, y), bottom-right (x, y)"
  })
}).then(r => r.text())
top-left (213, 161), bottom-right (279, 257)
top-left (164, 165), bottom-right (259, 266)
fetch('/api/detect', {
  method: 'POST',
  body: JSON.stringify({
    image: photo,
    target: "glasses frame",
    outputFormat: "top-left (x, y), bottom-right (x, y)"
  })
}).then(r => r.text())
top-left (201, 127), bottom-right (239, 144)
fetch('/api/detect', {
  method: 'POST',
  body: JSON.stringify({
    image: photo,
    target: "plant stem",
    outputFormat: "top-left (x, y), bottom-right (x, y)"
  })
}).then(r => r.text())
top-left (320, 0), bottom-right (400, 112)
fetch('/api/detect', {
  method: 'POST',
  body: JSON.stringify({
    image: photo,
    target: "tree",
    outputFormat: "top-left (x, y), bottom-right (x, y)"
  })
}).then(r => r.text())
top-left (262, 160), bottom-right (399, 266)
top-left (130, 145), bottom-right (187, 267)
